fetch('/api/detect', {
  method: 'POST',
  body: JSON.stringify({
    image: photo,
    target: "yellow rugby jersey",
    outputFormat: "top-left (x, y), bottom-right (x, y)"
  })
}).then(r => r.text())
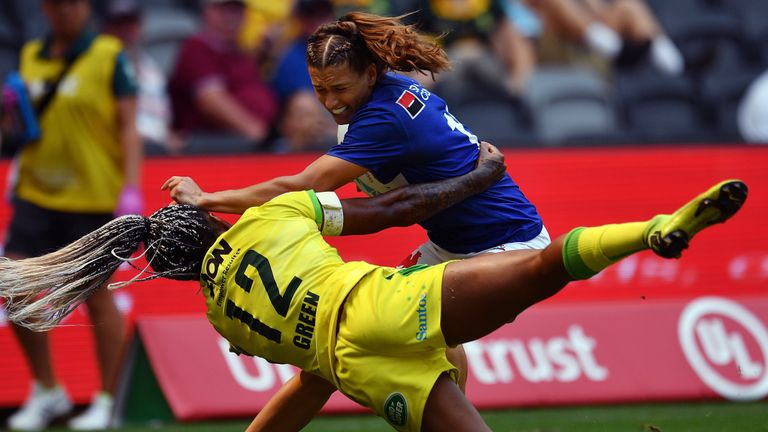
top-left (16, 34), bottom-right (127, 213)
top-left (201, 191), bottom-right (377, 382)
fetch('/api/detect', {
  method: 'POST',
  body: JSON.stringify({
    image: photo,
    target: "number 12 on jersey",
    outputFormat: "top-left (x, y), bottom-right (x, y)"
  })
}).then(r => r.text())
top-left (225, 250), bottom-right (301, 344)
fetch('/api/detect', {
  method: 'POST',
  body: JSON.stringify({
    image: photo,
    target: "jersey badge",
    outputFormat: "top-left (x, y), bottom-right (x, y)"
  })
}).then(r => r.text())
top-left (396, 90), bottom-right (425, 119)
top-left (384, 392), bottom-right (408, 427)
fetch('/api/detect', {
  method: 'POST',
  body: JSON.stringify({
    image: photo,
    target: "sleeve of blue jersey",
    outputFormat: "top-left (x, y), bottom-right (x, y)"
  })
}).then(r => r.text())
top-left (326, 106), bottom-right (408, 172)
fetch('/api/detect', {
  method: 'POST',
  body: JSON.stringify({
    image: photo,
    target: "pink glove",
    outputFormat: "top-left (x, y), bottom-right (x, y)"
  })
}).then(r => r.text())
top-left (115, 185), bottom-right (145, 217)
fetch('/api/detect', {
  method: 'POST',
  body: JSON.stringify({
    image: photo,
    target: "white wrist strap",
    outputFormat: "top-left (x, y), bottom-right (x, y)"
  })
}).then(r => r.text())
top-left (316, 191), bottom-right (343, 236)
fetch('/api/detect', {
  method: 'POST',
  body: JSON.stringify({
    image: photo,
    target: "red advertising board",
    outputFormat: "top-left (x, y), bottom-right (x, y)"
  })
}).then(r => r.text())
top-left (463, 296), bottom-right (768, 406)
top-left (135, 296), bottom-right (768, 421)
top-left (134, 317), bottom-right (364, 421)
top-left (0, 145), bottom-right (766, 408)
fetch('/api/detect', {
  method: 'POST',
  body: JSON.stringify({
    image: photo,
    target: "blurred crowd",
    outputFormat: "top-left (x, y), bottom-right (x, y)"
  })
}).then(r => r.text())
top-left (2, 0), bottom-right (768, 156)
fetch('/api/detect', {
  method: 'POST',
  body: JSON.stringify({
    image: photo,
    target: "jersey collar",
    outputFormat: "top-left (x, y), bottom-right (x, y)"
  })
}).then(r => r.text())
top-left (38, 29), bottom-right (96, 61)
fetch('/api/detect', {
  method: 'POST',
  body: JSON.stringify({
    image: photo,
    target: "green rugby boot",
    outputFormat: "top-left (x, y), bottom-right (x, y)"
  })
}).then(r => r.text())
top-left (644, 179), bottom-right (748, 259)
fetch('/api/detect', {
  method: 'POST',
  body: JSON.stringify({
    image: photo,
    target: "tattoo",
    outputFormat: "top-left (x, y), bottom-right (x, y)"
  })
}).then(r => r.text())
top-left (396, 162), bottom-right (501, 224)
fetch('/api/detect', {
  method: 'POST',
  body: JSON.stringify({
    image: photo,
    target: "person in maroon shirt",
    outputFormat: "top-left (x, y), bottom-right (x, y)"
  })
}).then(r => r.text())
top-left (169, 0), bottom-right (277, 149)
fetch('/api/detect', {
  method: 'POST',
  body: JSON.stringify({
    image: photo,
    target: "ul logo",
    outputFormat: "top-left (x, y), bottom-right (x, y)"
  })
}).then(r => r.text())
top-left (678, 297), bottom-right (768, 400)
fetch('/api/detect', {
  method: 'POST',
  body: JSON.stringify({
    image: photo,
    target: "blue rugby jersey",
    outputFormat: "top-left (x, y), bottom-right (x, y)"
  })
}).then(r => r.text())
top-left (327, 73), bottom-right (542, 254)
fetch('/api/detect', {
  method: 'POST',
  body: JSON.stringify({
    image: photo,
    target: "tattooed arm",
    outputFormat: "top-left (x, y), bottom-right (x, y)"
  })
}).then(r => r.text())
top-left (340, 141), bottom-right (506, 236)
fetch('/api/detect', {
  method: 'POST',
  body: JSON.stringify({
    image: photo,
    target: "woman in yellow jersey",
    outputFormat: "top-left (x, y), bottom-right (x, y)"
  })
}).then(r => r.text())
top-left (2, 0), bottom-right (143, 430)
top-left (0, 145), bottom-right (747, 431)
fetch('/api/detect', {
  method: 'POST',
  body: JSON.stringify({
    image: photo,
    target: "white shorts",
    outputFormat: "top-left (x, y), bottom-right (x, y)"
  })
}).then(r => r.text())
top-left (402, 226), bottom-right (551, 266)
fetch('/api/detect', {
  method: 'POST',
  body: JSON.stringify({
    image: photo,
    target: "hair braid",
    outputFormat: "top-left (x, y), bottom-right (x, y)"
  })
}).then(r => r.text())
top-left (143, 205), bottom-right (221, 281)
top-left (0, 215), bottom-right (148, 330)
top-left (0, 205), bottom-right (220, 331)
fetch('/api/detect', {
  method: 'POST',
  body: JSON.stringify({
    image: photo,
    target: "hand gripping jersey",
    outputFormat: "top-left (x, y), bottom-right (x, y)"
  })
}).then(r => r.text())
top-left (328, 73), bottom-right (542, 254)
top-left (201, 191), bottom-right (377, 383)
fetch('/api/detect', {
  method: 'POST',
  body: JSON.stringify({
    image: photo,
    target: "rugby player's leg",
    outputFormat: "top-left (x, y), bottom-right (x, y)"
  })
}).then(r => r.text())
top-left (421, 373), bottom-right (491, 432)
top-left (445, 345), bottom-right (468, 393)
top-left (6, 252), bottom-right (58, 389)
top-left (440, 244), bottom-right (567, 345)
top-left (439, 179), bottom-right (748, 346)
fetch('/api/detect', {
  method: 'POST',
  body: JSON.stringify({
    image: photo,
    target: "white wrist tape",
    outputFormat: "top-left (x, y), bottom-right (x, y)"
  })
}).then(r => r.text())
top-left (316, 191), bottom-right (344, 236)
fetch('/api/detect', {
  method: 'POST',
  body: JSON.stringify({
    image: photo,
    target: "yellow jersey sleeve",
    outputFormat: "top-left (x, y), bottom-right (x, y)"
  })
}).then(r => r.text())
top-left (247, 190), bottom-right (322, 224)
top-left (245, 190), bottom-right (344, 236)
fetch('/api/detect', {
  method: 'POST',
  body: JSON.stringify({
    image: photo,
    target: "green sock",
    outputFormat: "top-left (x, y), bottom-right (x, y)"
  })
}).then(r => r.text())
top-left (562, 222), bottom-right (649, 280)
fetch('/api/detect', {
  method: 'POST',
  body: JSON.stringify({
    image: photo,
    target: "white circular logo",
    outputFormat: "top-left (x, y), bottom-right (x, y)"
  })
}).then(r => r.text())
top-left (678, 297), bottom-right (768, 400)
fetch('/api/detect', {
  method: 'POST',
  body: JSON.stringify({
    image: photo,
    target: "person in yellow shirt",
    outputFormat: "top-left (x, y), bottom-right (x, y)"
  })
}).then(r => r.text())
top-left (0, 144), bottom-right (747, 431)
top-left (3, 0), bottom-right (143, 430)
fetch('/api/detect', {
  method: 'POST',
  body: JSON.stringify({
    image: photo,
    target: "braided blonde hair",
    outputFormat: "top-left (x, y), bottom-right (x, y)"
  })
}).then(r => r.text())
top-left (1, 205), bottom-right (221, 331)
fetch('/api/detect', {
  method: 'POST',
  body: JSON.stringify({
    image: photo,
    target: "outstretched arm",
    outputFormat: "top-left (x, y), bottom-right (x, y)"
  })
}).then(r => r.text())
top-left (340, 141), bottom-right (506, 235)
top-left (246, 371), bottom-right (336, 432)
top-left (162, 155), bottom-right (368, 214)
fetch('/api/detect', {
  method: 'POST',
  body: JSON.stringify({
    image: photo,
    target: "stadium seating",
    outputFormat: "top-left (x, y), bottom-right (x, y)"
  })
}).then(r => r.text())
top-left (8, 0), bottom-right (49, 42)
top-left (669, 13), bottom-right (760, 77)
top-left (449, 96), bottom-right (537, 148)
top-left (0, 25), bottom-right (18, 82)
top-left (1, 0), bottom-right (767, 152)
top-left (0, 44), bottom-right (18, 84)
top-left (644, 0), bottom-right (707, 29)
top-left (615, 72), bottom-right (711, 143)
top-left (139, 0), bottom-right (203, 14)
top-left (726, 0), bottom-right (768, 38)
top-left (139, 7), bottom-right (200, 77)
top-left (523, 67), bottom-right (619, 145)
top-left (699, 69), bottom-right (763, 141)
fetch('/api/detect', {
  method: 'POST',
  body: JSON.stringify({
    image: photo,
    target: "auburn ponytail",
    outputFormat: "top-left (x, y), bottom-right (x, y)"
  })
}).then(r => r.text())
top-left (308, 12), bottom-right (451, 77)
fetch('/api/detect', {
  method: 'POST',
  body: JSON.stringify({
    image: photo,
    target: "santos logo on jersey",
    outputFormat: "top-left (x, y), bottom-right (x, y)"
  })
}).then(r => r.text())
top-left (396, 90), bottom-right (425, 119)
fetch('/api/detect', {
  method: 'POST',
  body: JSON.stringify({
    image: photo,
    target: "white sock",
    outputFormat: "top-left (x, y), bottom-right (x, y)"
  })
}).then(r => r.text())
top-left (584, 22), bottom-right (622, 59)
top-left (650, 35), bottom-right (685, 75)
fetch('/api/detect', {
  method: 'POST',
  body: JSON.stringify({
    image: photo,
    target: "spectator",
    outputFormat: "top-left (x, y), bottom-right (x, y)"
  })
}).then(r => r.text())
top-left (238, 0), bottom-right (293, 60)
top-left (169, 0), bottom-right (278, 152)
top-left (525, 0), bottom-right (684, 75)
top-left (3, 0), bottom-right (143, 430)
top-left (102, 0), bottom-right (180, 155)
top-left (414, 0), bottom-right (537, 96)
top-left (270, 0), bottom-right (336, 152)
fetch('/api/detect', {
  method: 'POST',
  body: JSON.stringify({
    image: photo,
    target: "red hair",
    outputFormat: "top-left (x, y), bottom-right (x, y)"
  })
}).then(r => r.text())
top-left (307, 12), bottom-right (451, 78)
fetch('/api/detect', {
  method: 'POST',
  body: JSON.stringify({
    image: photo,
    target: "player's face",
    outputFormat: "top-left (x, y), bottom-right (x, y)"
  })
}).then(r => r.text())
top-left (43, 0), bottom-right (91, 40)
top-left (309, 63), bottom-right (378, 125)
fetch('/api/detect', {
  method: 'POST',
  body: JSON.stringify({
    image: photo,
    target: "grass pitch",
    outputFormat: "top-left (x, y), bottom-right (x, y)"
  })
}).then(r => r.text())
top-left (34, 401), bottom-right (768, 432)
top-left (38, 400), bottom-right (768, 431)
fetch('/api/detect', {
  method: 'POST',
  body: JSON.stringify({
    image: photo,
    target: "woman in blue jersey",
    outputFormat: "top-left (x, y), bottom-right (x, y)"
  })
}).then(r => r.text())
top-left (162, 11), bottom-right (548, 430)
top-left (163, 12), bottom-right (547, 256)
